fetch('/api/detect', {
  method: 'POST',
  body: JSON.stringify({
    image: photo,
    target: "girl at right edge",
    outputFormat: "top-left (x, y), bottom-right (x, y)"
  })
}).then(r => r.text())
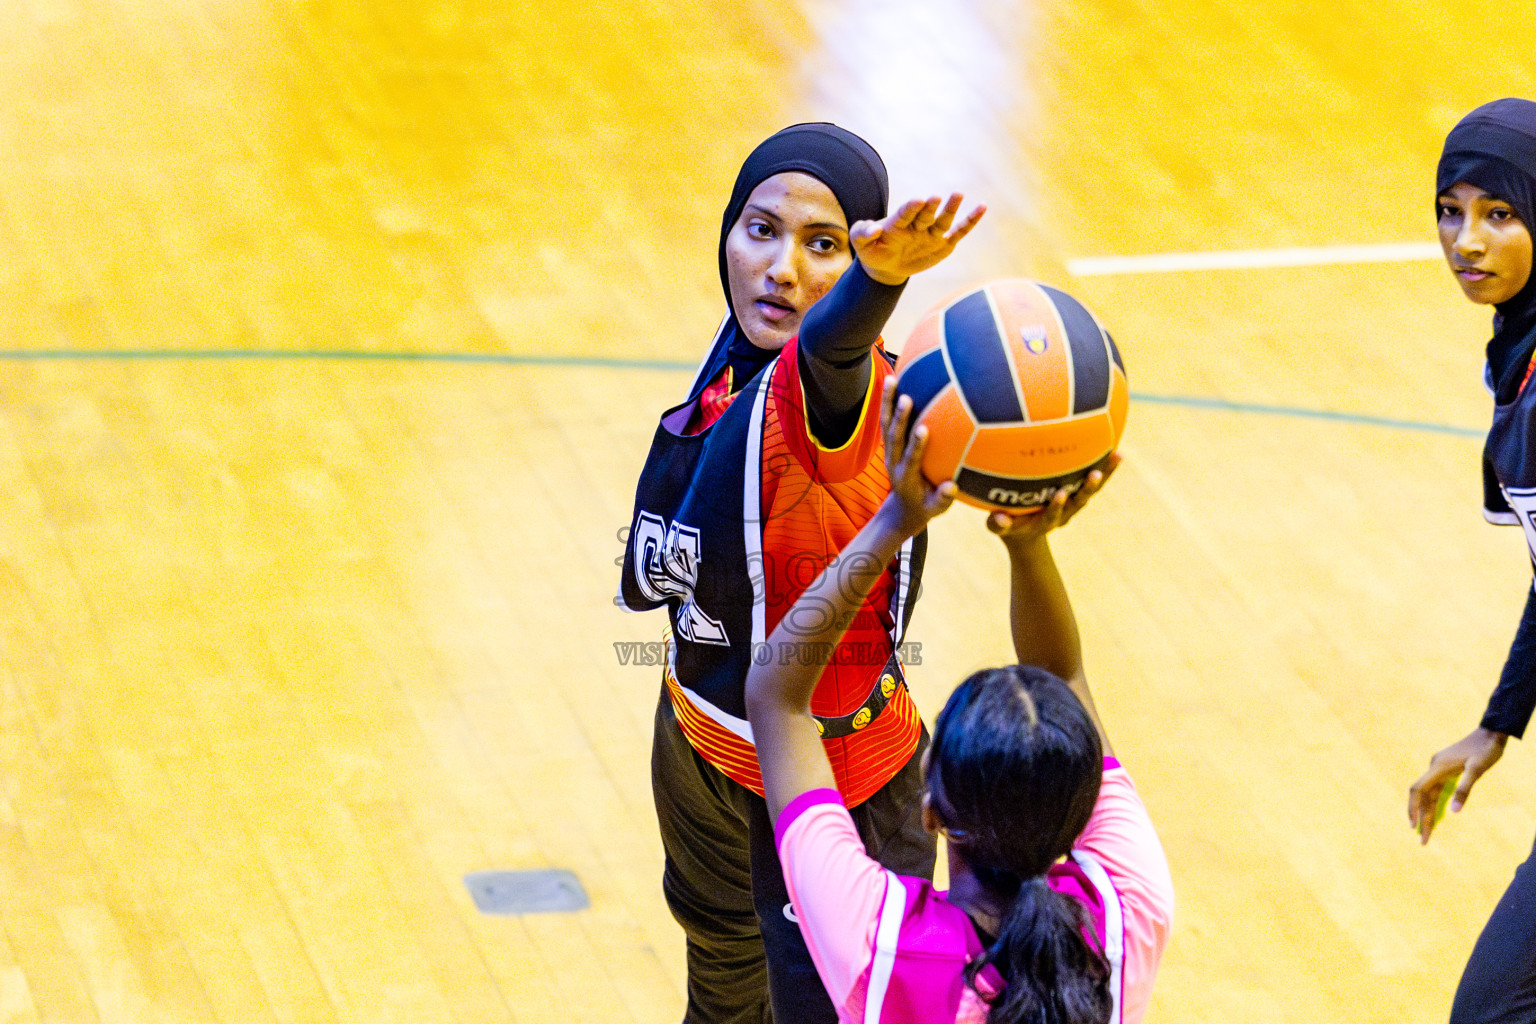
top-left (745, 383), bottom-right (1174, 1023)
top-left (1410, 97), bottom-right (1536, 1024)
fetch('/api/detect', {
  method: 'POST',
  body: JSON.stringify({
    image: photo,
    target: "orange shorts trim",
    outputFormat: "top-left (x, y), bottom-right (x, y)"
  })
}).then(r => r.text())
top-left (663, 667), bottom-right (921, 807)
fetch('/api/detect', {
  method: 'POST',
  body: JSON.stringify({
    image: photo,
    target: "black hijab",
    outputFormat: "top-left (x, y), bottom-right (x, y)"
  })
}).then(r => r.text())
top-left (1438, 98), bottom-right (1536, 403)
top-left (713, 123), bottom-right (889, 388)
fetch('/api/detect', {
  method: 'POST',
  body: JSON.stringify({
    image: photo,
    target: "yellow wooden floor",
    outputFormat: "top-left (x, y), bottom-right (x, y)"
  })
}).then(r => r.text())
top-left (4, 1), bottom-right (1536, 1021)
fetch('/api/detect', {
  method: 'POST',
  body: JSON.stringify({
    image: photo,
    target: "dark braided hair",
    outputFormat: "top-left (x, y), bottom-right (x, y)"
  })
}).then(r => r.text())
top-left (927, 665), bottom-right (1110, 1024)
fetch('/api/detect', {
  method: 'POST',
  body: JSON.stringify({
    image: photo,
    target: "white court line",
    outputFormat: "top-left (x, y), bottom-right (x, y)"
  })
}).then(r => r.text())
top-left (1067, 242), bottom-right (1443, 277)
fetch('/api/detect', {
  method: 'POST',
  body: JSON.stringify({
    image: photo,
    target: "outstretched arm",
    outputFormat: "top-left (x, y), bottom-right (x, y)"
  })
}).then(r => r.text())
top-left (987, 455), bottom-right (1121, 757)
top-left (798, 194), bottom-right (986, 448)
top-left (745, 381), bottom-right (956, 823)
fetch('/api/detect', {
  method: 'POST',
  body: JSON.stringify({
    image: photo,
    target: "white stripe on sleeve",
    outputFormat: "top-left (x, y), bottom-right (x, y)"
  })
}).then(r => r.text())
top-left (864, 870), bottom-right (906, 1024)
top-left (1072, 850), bottom-right (1126, 1024)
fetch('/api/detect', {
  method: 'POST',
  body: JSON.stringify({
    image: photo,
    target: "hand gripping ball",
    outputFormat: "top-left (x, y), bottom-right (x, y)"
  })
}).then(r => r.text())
top-left (893, 279), bottom-right (1128, 512)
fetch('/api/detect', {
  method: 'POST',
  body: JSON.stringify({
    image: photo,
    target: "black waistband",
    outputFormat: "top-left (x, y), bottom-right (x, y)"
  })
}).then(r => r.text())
top-left (814, 651), bottom-right (905, 739)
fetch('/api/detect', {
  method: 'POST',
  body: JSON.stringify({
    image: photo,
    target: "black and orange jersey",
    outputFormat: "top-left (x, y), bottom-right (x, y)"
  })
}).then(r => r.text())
top-left (620, 330), bottom-right (925, 806)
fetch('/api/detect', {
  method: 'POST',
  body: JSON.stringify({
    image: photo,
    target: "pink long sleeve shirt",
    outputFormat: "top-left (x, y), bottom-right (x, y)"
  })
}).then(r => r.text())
top-left (775, 758), bottom-right (1174, 1024)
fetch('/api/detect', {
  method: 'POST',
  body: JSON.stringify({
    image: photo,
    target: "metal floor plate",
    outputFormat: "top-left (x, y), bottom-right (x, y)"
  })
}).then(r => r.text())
top-left (464, 869), bottom-right (589, 914)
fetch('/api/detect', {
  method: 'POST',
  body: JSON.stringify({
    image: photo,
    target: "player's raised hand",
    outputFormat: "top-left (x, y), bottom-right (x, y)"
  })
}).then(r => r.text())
top-left (1408, 727), bottom-right (1508, 844)
top-left (876, 378), bottom-right (956, 539)
top-left (987, 453), bottom-right (1121, 549)
top-left (851, 193), bottom-right (986, 286)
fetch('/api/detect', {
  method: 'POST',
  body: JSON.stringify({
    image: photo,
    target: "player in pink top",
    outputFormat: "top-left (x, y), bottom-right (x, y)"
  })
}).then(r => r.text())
top-left (744, 383), bottom-right (1175, 1024)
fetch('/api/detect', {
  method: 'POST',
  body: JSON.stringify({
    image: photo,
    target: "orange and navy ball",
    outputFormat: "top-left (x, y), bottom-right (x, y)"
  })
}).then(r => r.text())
top-left (893, 279), bottom-right (1128, 513)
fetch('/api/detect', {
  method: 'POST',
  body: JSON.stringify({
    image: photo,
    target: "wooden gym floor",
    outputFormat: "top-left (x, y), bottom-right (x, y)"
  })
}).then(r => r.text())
top-left (3, 1), bottom-right (1535, 1021)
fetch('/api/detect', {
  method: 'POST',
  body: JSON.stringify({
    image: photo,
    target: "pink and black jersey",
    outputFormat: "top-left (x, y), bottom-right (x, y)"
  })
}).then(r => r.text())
top-left (775, 759), bottom-right (1174, 1024)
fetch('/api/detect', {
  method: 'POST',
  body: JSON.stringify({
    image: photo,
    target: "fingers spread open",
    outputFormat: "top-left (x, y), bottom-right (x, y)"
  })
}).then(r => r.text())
top-left (932, 193), bottom-right (964, 232)
top-left (912, 197), bottom-right (941, 231)
top-left (891, 198), bottom-right (925, 230)
top-left (851, 220), bottom-right (883, 246)
top-left (947, 203), bottom-right (987, 243)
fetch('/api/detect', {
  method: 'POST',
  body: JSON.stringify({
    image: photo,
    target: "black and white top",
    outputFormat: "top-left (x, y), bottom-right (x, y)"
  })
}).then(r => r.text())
top-left (1479, 353), bottom-right (1536, 738)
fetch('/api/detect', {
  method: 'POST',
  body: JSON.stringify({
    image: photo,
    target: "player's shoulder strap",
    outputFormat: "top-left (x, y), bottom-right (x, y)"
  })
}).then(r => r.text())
top-left (683, 315), bottom-right (733, 399)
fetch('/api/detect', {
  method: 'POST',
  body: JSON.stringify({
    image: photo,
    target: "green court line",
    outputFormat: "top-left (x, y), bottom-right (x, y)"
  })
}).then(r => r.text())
top-left (1128, 393), bottom-right (1483, 438)
top-left (0, 348), bottom-right (1484, 439)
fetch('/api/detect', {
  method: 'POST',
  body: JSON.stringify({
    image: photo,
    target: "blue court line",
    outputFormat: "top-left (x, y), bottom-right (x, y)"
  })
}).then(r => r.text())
top-left (0, 348), bottom-right (1484, 440)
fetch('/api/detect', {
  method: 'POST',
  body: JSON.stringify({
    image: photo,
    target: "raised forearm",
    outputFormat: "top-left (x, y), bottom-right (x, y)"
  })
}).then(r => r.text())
top-left (797, 261), bottom-right (904, 447)
top-left (745, 507), bottom-right (911, 821)
top-left (745, 380), bottom-right (957, 822)
top-left (1004, 535), bottom-right (1082, 682)
top-left (746, 509), bottom-right (908, 716)
top-left (1004, 534), bottom-right (1112, 755)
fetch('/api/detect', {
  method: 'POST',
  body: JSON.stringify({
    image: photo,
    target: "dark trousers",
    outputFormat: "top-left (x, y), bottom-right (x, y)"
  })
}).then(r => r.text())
top-left (1452, 832), bottom-right (1536, 1023)
top-left (651, 685), bottom-right (935, 1024)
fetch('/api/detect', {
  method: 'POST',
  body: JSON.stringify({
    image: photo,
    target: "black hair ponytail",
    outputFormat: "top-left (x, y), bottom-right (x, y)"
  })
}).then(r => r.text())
top-left (966, 875), bottom-right (1111, 1024)
top-left (928, 665), bottom-right (1109, 1024)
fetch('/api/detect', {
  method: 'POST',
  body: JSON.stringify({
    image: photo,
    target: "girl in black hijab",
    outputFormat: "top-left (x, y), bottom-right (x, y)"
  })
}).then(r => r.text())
top-left (1410, 97), bottom-right (1536, 1023)
top-left (694, 122), bottom-right (972, 443)
top-left (619, 123), bottom-right (983, 1023)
